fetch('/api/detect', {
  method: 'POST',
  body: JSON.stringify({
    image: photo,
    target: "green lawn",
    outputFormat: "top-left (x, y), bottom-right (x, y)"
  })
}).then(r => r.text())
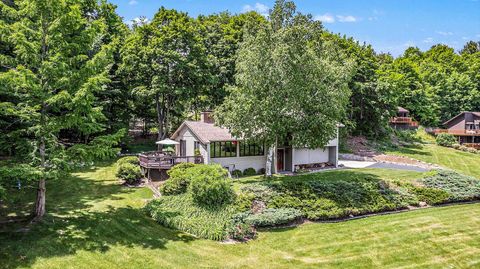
top-left (386, 143), bottom-right (480, 178)
top-left (1, 162), bottom-right (480, 268)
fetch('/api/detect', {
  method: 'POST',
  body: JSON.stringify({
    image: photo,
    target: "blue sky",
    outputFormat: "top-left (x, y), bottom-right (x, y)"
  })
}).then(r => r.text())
top-left (110, 0), bottom-right (480, 56)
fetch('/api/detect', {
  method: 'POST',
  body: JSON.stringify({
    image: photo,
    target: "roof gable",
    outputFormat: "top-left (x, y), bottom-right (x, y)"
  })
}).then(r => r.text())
top-left (171, 121), bottom-right (235, 144)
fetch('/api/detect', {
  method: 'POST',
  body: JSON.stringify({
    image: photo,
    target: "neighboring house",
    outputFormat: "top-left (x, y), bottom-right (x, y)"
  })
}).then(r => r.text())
top-left (389, 107), bottom-right (419, 129)
top-left (433, 111), bottom-right (480, 148)
top-left (170, 111), bottom-right (341, 174)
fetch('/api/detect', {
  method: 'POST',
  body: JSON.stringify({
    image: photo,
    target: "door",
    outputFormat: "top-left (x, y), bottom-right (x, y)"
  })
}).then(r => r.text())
top-left (179, 140), bottom-right (186, 157)
top-left (277, 148), bottom-right (284, 171)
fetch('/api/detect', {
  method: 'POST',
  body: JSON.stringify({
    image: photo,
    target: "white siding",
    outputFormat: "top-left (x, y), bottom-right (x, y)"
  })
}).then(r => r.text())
top-left (293, 148), bottom-right (329, 166)
top-left (211, 156), bottom-right (266, 173)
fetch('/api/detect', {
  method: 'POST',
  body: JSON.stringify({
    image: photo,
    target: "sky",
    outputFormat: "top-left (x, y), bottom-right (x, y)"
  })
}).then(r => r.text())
top-left (110, 0), bottom-right (480, 56)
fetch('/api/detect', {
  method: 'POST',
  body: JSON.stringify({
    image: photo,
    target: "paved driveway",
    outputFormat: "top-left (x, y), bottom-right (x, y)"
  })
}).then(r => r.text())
top-left (339, 160), bottom-right (430, 172)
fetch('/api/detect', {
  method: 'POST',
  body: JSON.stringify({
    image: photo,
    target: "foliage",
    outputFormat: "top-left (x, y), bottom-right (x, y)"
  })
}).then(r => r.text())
top-left (145, 194), bottom-right (238, 241)
top-left (115, 163), bottom-right (142, 184)
top-left (228, 214), bottom-right (256, 241)
top-left (120, 7), bottom-right (208, 140)
top-left (421, 170), bottom-right (480, 201)
top-left (236, 208), bottom-right (303, 227)
top-left (180, 164), bottom-right (234, 207)
top-left (243, 168), bottom-right (257, 177)
top-left (215, 1), bottom-right (353, 175)
top-left (0, 0), bottom-right (124, 216)
top-left (116, 156), bottom-right (139, 166)
top-left (397, 182), bottom-right (450, 205)
top-left (436, 133), bottom-right (456, 147)
top-left (231, 169), bottom-right (243, 178)
top-left (159, 163), bottom-right (196, 195)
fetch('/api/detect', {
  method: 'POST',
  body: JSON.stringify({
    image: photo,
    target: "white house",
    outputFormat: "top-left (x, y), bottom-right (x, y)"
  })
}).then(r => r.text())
top-left (170, 111), bottom-right (340, 174)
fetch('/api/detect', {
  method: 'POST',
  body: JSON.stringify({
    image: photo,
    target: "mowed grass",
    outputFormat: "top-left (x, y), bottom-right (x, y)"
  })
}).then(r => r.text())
top-left (1, 162), bottom-right (480, 268)
top-left (386, 143), bottom-right (480, 178)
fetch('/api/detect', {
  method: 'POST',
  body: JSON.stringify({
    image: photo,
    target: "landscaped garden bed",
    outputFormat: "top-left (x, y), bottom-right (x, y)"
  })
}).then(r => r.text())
top-left (145, 164), bottom-right (480, 241)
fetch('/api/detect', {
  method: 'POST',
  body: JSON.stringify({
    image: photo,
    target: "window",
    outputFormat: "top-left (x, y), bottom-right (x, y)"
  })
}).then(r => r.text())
top-left (210, 141), bottom-right (237, 158)
top-left (194, 141), bottom-right (200, 150)
top-left (239, 141), bottom-right (264, 157)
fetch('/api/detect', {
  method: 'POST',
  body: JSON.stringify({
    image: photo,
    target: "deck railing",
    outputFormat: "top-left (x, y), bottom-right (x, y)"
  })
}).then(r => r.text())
top-left (433, 129), bottom-right (480, 135)
top-left (389, 117), bottom-right (419, 127)
top-left (139, 152), bottom-right (204, 169)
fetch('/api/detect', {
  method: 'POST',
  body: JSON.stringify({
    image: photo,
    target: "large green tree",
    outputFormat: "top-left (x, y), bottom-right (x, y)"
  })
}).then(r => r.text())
top-left (121, 7), bottom-right (207, 140)
top-left (216, 0), bottom-right (352, 175)
top-left (0, 0), bottom-right (123, 218)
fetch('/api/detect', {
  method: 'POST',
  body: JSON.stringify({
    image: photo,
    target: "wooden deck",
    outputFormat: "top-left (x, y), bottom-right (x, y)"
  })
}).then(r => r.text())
top-left (139, 152), bottom-right (204, 169)
top-left (389, 117), bottom-right (419, 127)
top-left (432, 129), bottom-right (480, 136)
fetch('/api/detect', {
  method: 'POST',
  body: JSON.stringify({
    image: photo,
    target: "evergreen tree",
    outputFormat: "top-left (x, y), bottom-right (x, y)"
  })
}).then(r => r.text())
top-left (0, 0), bottom-right (123, 218)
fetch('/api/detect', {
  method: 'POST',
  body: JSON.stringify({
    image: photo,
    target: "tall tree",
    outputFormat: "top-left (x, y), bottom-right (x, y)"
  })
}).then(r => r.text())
top-left (0, 0), bottom-right (123, 218)
top-left (121, 7), bottom-right (207, 140)
top-left (195, 11), bottom-right (266, 114)
top-left (216, 0), bottom-right (352, 176)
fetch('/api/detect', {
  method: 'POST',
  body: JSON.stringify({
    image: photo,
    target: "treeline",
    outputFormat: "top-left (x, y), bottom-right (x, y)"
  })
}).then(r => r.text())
top-left (1, 0), bottom-right (479, 217)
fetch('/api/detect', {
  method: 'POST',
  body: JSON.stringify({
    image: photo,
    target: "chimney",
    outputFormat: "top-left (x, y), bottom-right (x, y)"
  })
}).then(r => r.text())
top-left (200, 111), bottom-right (214, 124)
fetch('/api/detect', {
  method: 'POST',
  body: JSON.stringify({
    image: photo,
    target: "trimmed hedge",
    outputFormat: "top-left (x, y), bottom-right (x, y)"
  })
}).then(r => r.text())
top-left (243, 168), bottom-right (257, 177)
top-left (231, 169), bottom-right (243, 178)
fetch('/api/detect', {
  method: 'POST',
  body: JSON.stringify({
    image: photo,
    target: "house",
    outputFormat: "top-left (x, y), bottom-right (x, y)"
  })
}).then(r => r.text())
top-left (433, 111), bottom-right (480, 148)
top-left (389, 107), bottom-right (419, 129)
top-left (169, 111), bottom-right (341, 174)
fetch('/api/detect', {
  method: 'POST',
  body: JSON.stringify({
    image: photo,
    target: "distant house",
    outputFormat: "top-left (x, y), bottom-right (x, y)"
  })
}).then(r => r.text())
top-left (433, 112), bottom-right (480, 148)
top-left (168, 111), bottom-right (341, 174)
top-left (389, 107), bottom-right (419, 129)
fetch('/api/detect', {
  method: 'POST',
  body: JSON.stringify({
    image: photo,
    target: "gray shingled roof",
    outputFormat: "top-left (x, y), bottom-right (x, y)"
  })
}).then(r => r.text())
top-left (172, 121), bottom-right (235, 144)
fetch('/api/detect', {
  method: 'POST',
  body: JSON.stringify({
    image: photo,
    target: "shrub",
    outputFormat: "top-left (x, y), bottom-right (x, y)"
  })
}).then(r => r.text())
top-left (435, 133), bottom-right (456, 147)
top-left (243, 168), bottom-right (257, 177)
top-left (258, 168), bottom-right (266, 175)
top-left (235, 192), bottom-right (255, 212)
top-left (116, 163), bottom-right (142, 184)
top-left (421, 170), bottom-right (480, 201)
top-left (160, 163), bottom-right (196, 195)
top-left (452, 143), bottom-right (461, 150)
top-left (231, 169), bottom-right (243, 178)
top-left (240, 183), bottom-right (278, 202)
top-left (459, 145), bottom-right (469, 152)
top-left (116, 156), bottom-right (139, 166)
top-left (145, 194), bottom-right (238, 241)
top-left (467, 147), bottom-right (477, 154)
top-left (240, 208), bottom-right (303, 227)
top-left (399, 182), bottom-right (450, 205)
top-left (228, 214), bottom-right (256, 240)
top-left (188, 164), bottom-right (235, 207)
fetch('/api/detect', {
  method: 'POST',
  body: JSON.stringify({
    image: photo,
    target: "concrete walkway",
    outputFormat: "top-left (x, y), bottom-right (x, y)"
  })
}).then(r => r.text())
top-left (339, 160), bottom-right (430, 172)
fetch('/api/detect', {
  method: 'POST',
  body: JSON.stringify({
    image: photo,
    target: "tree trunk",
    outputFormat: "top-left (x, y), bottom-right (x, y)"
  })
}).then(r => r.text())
top-left (265, 145), bottom-right (275, 177)
top-left (155, 92), bottom-right (164, 141)
top-left (35, 178), bottom-right (46, 218)
top-left (34, 129), bottom-right (46, 219)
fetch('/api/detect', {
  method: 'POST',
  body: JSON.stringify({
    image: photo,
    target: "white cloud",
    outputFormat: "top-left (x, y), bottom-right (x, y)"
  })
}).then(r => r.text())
top-left (404, 41), bottom-right (416, 47)
top-left (423, 37), bottom-right (434, 43)
top-left (314, 13), bottom-right (335, 23)
top-left (242, 3), bottom-right (269, 16)
top-left (436, 31), bottom-right (454, 36)
top-left (368, 16), bottom-right (378, 21)
top-left (128, 0), bottom-right (138, 5)
top-left (336, 15), bottom-right (358, 22)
